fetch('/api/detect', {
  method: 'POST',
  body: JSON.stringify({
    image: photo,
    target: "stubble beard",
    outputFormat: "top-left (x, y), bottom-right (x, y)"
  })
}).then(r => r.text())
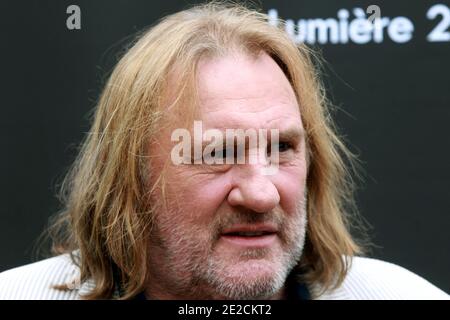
top-left (147, 197), bottom-right (308, 300)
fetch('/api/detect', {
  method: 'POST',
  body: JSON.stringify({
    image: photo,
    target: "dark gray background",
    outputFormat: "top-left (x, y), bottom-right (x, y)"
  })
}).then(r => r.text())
top-left (1, 0), bottom-right (449, 292)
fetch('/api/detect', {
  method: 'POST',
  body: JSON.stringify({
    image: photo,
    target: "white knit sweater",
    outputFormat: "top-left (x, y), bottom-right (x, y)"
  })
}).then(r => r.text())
top-left (0, 254), bottom-right (448, 300)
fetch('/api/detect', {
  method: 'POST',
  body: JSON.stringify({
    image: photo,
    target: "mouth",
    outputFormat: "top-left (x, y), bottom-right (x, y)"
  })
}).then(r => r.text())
top-left (220, 224), bottom-right (278, 248)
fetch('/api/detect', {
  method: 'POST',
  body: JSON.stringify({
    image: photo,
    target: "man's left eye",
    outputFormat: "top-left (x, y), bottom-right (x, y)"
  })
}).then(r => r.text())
top-left (277, 142), bottom-right (293, 152)
top-left (268, 141), bottom-right (293, 155)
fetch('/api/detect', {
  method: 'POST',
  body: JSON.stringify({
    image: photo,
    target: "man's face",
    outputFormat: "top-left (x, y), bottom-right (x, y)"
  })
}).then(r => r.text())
top-left (146, 51), bottom-right (308, 299)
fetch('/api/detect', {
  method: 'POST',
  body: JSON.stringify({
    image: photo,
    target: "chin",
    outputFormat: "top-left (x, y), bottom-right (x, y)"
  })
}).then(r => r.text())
top-left (205, 258), bottom-right (288, 299)
top-left (228, 258), bottom-right (279, 277)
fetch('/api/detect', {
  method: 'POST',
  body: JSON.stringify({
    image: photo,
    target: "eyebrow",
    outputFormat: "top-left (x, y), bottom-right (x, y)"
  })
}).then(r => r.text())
top-left (278, 126), bottom-right (304, 143)
top-left (199, 126), bottom-right (305, 149)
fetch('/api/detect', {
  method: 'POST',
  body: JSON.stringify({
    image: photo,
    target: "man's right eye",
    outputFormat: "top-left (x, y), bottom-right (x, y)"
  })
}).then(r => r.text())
top-left (208, 148), bottom-right (234, 159)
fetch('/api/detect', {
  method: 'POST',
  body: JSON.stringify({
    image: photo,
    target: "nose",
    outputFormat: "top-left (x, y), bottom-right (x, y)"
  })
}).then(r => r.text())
top-left (227, 167), bottom-right (280, 213)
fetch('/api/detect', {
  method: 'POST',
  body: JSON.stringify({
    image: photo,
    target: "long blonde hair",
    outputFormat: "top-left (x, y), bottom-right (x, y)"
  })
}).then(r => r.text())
top-left (49, 1), bottom-right (365, 299)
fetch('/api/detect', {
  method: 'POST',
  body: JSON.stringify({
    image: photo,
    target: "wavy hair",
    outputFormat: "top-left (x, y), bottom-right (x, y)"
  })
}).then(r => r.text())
top-left (48, 1), bottom-right (366, 299)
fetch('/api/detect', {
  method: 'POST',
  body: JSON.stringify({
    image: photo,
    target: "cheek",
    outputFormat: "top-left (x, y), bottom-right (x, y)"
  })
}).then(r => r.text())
top-left (273, 165), bottom-right (307, 213)
top-left (165, 168), bottom-right (232, 221)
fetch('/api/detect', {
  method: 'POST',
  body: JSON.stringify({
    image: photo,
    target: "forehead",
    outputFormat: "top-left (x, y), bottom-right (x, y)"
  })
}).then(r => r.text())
top-left (196, 51), bottom-right (302, 131)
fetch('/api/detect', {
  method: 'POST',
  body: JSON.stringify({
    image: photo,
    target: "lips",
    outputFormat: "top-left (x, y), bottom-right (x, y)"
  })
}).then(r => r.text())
top-left (221, 223), bottom-right (278, 236)
top-left (225, 231), bottom-right (271, 237)
top-left (220, 223), bottom-right (278, 248)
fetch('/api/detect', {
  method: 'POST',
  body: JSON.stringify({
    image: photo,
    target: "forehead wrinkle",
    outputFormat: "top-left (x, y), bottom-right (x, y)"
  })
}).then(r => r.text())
top-left (199, 85), bottom-right (295, 102)
top-left (201, 104), bottom-right (301, 130)
top-left (197, 52), bottom-right (298, 108)
top-left (200, 100), bottom-right (299, 117)
top-left (199, 88), bottom-right (298, 111)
